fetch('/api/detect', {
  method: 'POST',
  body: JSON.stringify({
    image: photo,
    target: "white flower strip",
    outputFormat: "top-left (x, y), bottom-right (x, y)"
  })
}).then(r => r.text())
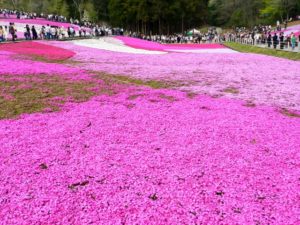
top-left (72, 38), bottom-right (167, 55)
top-left (72, 37), bottom-right (236, 54)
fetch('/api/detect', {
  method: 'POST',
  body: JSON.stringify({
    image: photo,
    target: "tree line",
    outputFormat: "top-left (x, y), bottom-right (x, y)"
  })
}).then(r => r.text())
top-left (1, 0), bottom-right (300, 34)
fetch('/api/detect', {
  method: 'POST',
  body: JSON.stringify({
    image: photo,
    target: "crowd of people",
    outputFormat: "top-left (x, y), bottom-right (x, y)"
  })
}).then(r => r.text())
top-left (0, 8), bottom-right (123, 43)
top-left (130, 23), bottom-right (299, 51)
top-left (129, 28), bottom-right (221, 44)
top-left (127, 17), bottom-right (300, 52)
top-left (224, 23), bottom-right (300, 50)
top-left (0, 8), bottom-right (67, 22)
top-left (0, 23), bottom-right (123, 42)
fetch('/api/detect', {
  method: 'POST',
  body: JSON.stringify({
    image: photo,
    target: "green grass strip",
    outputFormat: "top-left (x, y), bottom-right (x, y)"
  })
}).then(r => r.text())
top-left (224, 42), bottom-right (300, 61)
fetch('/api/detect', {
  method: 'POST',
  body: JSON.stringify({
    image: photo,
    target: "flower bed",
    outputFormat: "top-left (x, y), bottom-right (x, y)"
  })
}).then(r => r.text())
top-left (63, 39), bottom-right (300, 111)
top-left (73, 38), bottom-right (167, 55)
top-left (0, 41), bottom-right (76, 61)
top-left (0, 85), bottom-right (299, 224)
top-left (115, 36), bottom-right (232, 53)
top-left (0, 40), bottom-right (299, 224)
top-left (281, 24), bottom-right (300, 36)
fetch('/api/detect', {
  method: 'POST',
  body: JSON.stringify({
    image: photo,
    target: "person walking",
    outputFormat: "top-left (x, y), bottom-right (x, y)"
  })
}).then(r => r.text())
top-left (276, 20), bottom-right (280, 31)
top-left (50, 26), bottom-right (56, 39)
top-left (67, 27), bottom-right (71, 37)
top-left (273, 33), bottom-right (278, 49)
top-left (267, 33), bottom-right (272, 48)
top-left (31, 25), bottom-right (38, 40)
top-left (46, 24), bottom-right (51, 39)
top-left (9, 23), bottom-right (17, 42)
top-left (0, 26), bottom-right (4, 42)
top-left (40, 26), bottom-right (46, 39)
top-left (59, 27), bottom-right (66, 39)
top-left (279, 32), bottom-right (284, 49)
top-left (3, 26), bottom-right (8, 41)
top-left (291, 33), bottom-right (296, 51)
top-left (25, 24), bottom-right (31, 40)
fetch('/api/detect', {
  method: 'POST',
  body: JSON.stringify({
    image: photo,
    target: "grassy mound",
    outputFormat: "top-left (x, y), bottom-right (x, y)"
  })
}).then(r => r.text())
top-left (224, 42), bottom-right (300, 60)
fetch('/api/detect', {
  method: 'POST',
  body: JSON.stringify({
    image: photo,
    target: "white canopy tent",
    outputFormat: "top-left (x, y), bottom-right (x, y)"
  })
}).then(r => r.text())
top-left (187, 29), bottom-right (201, 35)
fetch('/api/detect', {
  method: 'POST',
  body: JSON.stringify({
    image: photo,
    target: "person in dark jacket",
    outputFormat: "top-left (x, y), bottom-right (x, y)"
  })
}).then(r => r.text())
top-left (0, 26), bottom-right (4, 42)
top-left (279, 32), bottom-right (284, 49)
top-left (267, 33), bottom-right (272, 48)
top-left (25, 24), bottom-right (31, 40)
top-left (67, 27), bottom-right (71, 37)
top-left (273, 33), bottom-right (278, 49)
top-left (9, 23), bottom-right (16, 42)
top-left (31, 26), bottom-right (38, 40)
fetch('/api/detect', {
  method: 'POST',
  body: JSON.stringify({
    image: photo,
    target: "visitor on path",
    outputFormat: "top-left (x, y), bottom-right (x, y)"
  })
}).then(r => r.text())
top-left (273, 33), bottom-right (278, 49)
top-left (0, 26), bottom-right (4, 42)
top-left (9, 23), bottom-right (16, 42)
top-left (59, 27), bottom-right (66, 39)
top-left (69, 27), bottom-right (75, 38)
top-left (67, 27), bottom-right (71, 37)
top-left (46, 24), bottom-right (51, 39)
top-left (24, 27), bottom-right (28, 40)
top-left (291, 33), bottom-right (296, 51)
top-left (286, 35), bottom-right (291, 48)
top-left (279, 32), bottom-right (284, 49)
top-left (276, 20), bottom-right (281, 31)
top-left (24, 24), bottom-right (31, 40)
top-left (267, 33), bottom-right (272, 48)
top-left (31, 26), bottom-right (38, 40)
top-left (50, 26), bottom-right (57, 39)
top-left (3, 26), bottom-right (8, 41)
top-left (40, 26), bottom-right (46, 39)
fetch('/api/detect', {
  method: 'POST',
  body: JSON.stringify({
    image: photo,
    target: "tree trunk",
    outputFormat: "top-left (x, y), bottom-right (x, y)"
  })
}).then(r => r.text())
top-left (181, 14), bottom-right (184, 35)
top-left (158, 18), bottom-right (161, 35)
top-left (10, 0), bottom-right (17, 9)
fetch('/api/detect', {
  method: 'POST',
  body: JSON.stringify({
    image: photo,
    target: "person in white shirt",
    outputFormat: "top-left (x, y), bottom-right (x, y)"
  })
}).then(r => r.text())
top-left (45, 25), bottom-right (51, 39)
top-left (59, 27), bottom-right (65, 39)
top-left (50, 27), bottom-right (56, 39)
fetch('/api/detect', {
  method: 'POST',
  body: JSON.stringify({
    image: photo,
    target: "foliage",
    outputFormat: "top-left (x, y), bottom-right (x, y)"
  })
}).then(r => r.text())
top-left (0, 0), bottom-right (300, 31)
top-left (209, 0), bottom-right (300, 26)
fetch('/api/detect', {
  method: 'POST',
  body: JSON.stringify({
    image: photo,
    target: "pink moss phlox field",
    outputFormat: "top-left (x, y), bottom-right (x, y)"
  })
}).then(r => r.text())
top-left (0, 40), bottom-right (300, 224)
top-left (51, 41), bottom-right (300, 111)
top-left (274, 24), bottom-right (300, 36)
top-left (0, 50), bottom-right (90, 81)
top-left (115, 36), bottom-right (226, 51)
top-left (0, 87), bottom-right (300, 224)
top-left (0, 42), bottom-right (76, 60)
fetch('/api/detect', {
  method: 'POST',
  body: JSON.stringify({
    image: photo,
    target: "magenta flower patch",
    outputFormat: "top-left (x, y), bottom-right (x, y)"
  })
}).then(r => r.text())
top-left (51, 40), bottom-right (300, 111)
top-left (0, 42), bottom-right (76, 61)
top-left (0, 40), bottom-right (299, 224)
top-left (115, 36), bottom-right (228, 52)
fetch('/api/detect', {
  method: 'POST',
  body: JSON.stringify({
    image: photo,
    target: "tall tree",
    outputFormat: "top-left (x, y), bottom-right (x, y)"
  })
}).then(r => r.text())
top-left (1, 0), bottom-right (299, 30)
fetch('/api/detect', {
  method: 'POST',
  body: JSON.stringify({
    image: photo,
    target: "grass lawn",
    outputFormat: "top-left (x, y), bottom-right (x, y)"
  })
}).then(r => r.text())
top-left (224, 42), bottom-right (300, 60)
top-left (0, 75), bottom-right (97, 119)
